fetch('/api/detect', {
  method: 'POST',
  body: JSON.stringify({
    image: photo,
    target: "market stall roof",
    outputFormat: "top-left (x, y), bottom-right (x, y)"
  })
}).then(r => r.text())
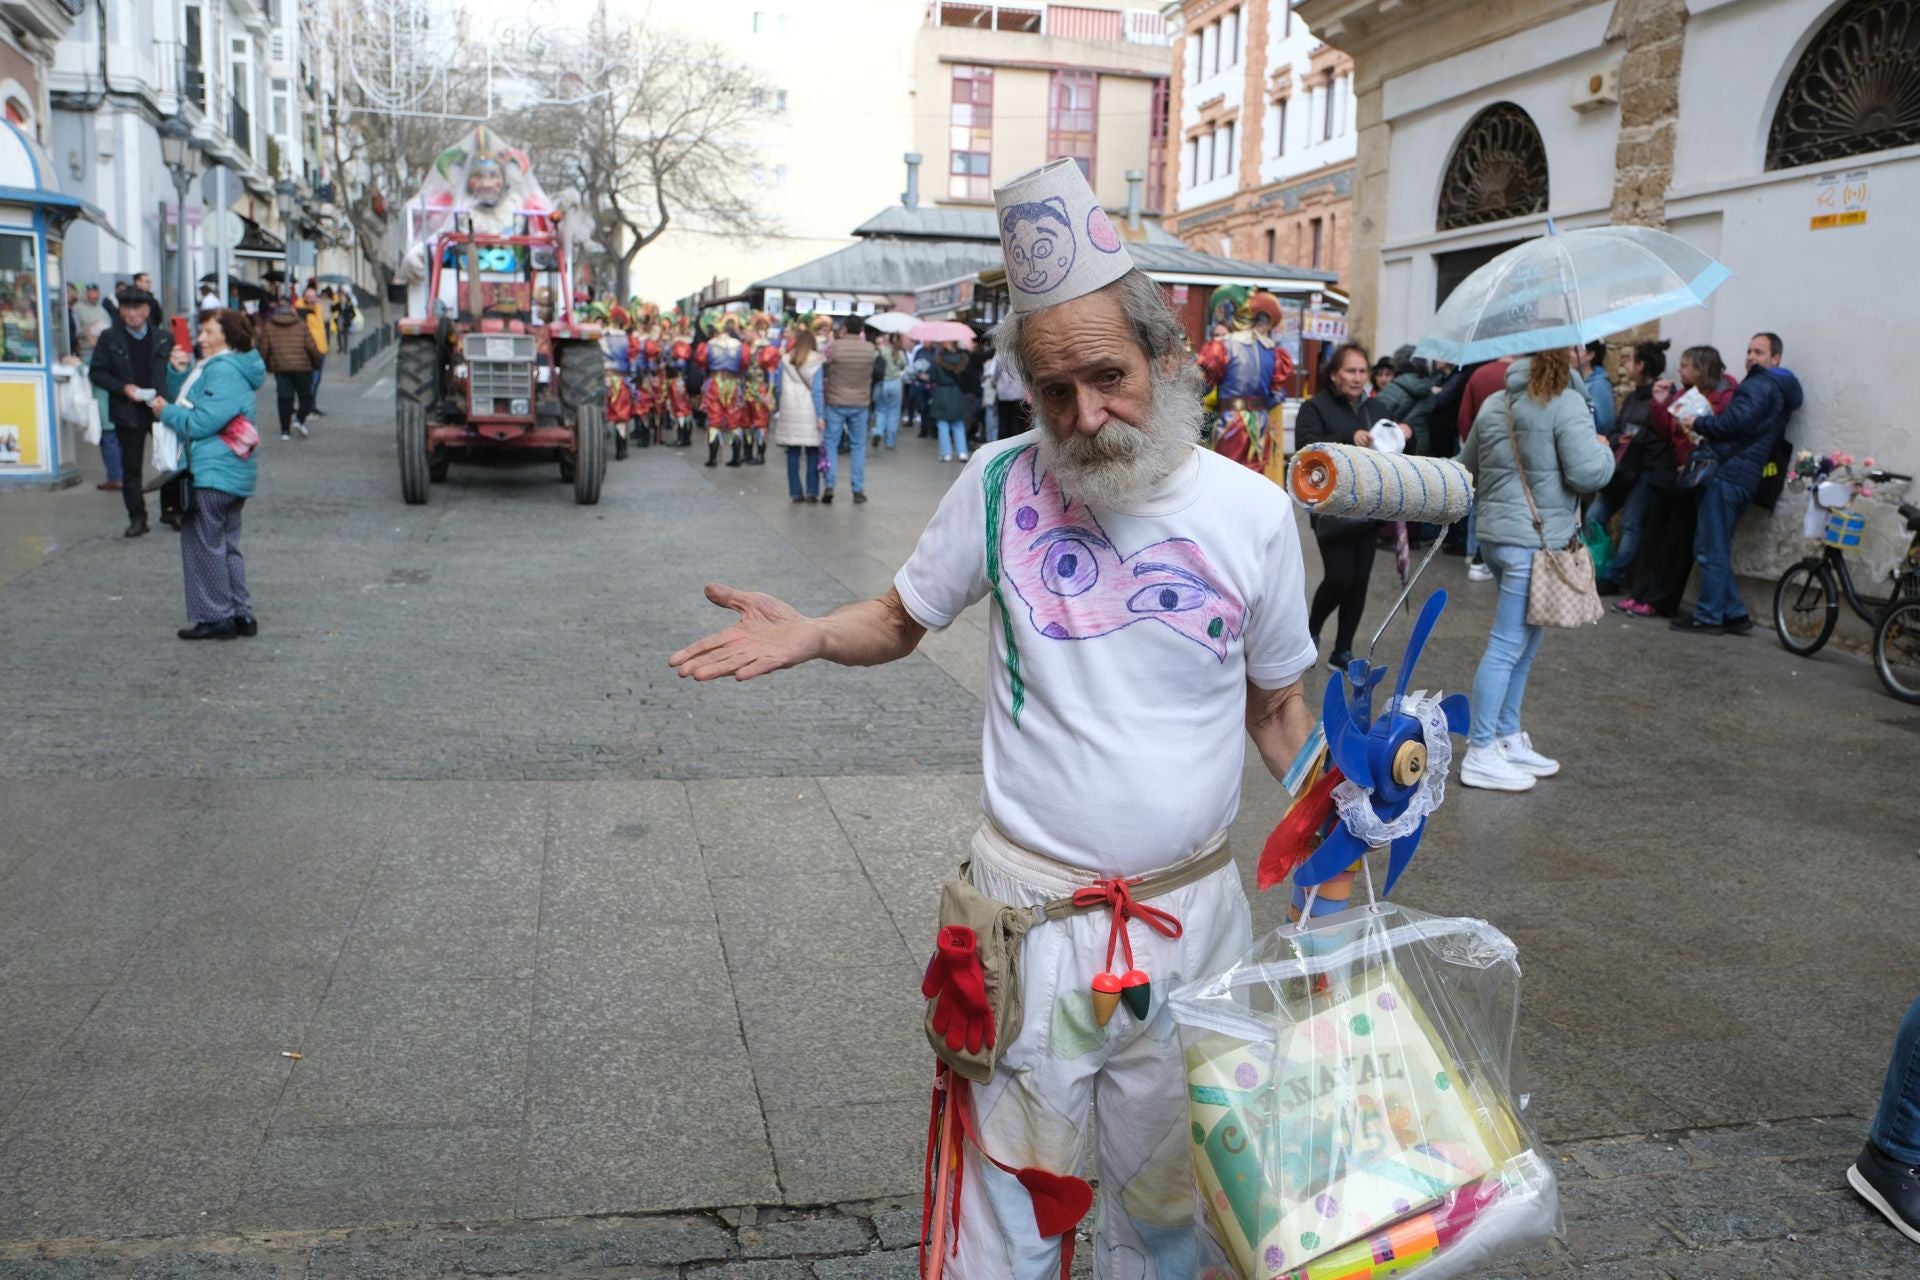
top-left (1126, 243), bottom-right (1343, 294)
top-left (750, 237), bottom-right (1003, 296)
top-left (853, 204), bottom-right (1184, 246)
top-left (0, 120), bottom-right (128, 244)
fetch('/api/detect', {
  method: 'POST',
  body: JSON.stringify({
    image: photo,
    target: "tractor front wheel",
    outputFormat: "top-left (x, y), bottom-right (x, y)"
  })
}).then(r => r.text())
top-left (398, 402), bottom-right (430, 505)
top-left (574, 404), bottom-right (606, 505)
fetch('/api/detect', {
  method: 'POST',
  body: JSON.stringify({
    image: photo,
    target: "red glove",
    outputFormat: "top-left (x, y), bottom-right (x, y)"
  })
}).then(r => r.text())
top-left (922, 925), bottom-right (994, 1054)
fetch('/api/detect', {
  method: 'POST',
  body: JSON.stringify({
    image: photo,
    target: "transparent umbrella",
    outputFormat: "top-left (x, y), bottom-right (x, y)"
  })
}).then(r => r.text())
top-left (864, 311), bottom-right (918, 335)
top-left (1413, 224), bottom-right (1732, 365)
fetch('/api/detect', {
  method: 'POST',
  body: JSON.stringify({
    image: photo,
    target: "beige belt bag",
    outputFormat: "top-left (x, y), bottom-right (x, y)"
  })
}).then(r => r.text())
top-left (925, 836), bottom-right (1234, 1083)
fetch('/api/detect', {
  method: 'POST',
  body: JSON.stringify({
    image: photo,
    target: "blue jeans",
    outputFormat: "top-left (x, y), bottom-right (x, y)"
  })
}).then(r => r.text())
top-left (982, 399), bottom-right (999, 443)
top-left (822, 405), bottom-right (868, 493)
top-left (785, 446), bottom-right (820, 499)
top-left (310, 354), bottom-right (325, 397)
top-left (1692, 479), bottom-right (1751, 624)
top-left (1872, 994), bottom-right (1920, 1163)
top-left (937, 419), bottom-right (967, 459)
top-left (1466, 506), bottom-right (1480, 558)
top-left (872, 380), bottom-right (903, 447)
top-left (1469, 542), bottom-right (1545, 747)
top-left (100, 425), bottom-right (123, 482)
top-left (1593, 473), bottom-right (1653, 585)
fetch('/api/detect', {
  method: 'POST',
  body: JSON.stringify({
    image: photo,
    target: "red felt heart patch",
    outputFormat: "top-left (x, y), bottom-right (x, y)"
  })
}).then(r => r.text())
top-left (1015, 1166), bottom-right (1094, 1238)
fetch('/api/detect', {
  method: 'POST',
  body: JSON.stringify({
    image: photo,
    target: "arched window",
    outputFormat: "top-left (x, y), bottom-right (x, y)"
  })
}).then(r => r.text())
top-left (1766, 0), bottom-right (1920, 171)
top-left (1436, 103), bottom-right (1549, 231)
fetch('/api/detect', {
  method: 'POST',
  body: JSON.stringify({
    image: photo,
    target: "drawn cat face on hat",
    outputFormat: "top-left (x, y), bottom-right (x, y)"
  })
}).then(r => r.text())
top-left (994, 159), bottom-right (1133, 315)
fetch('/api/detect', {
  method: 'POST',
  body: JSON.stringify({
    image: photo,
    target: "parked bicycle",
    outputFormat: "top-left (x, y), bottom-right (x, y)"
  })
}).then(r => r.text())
top-left (1772, 465), bottom-right (1918, 662)
top-left (1872, 516), bottom-right (1920, 703)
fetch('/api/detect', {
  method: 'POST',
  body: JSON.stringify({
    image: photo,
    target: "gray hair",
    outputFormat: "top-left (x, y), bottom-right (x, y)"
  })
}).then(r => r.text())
top-left (992, 269), bottom-right (1186, 388)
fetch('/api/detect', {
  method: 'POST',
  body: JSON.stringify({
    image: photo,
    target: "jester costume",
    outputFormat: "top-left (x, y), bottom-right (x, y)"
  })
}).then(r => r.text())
top-left (697, 313), bottom-right (751, 468)
top-left (666, 316), bottom-right (695, 447)
top-left (595, 304), bottom-right (636, 460)
top-left (1197, 288), bottom-right (1294, 475)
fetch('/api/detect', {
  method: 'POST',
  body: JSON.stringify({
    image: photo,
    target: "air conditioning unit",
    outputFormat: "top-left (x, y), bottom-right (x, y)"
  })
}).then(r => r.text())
top-left (1570, 64), bottom-right (1619, 113)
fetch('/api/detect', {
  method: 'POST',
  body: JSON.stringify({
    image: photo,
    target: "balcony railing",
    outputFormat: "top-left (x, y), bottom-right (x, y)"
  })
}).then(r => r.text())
top-left (181, 54), bottom-right (207, 111)
top-left (230, 94), bottom-right (252, 157)
top-left (926, 3), bottom-right (1173, 45)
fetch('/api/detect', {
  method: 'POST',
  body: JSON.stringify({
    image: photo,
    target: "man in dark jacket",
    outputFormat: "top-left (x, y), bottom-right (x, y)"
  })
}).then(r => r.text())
top-left (259, 300), bottom-right (320, 440)
top-left (1673, 331), bottom-right (1804, 634)
top-left (88, 290), bottom-right (176, 536)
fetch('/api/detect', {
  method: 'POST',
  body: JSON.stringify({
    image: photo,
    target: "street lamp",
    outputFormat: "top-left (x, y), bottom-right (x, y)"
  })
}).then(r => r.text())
top-left (158, 116), bottom-right (203, 318)
top-left (276, 179), bottom-right (297, 303)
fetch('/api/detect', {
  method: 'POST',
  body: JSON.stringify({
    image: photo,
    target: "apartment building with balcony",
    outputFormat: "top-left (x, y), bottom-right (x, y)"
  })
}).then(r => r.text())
top-left (1164, 0), bottom-right (1355, 281)
top-left (46, 0), bottom-right (331, 310)
top-left (917, 1), bottom-right (1175, 214)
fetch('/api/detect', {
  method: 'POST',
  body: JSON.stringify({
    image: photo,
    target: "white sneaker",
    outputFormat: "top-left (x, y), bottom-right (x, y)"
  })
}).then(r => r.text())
top-left (1497, 732), bottom-right (1560, 777)
top-left (957, 451), bottom-right (970, 461)
top-left (1466, 557), bottom-right (1492, 582)
top-left (293, 418), bottom-right (309, 438)
top-left (1459, 744), bottom-right (1536, 791)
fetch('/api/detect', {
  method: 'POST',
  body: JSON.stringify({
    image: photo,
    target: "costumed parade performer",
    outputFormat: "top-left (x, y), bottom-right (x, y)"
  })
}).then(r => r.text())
top-left (1197, 288), bottom-right (1293, 474)
top-left (395, 126), bottom-right (561, 302)
top-left (596, 303), bottom-right (635, 460)
top-left (630, 302), bottom-right (663, 450)
top-left (671, 158), bottom-right (1320, 1278)
top-left (697, 312), bottom-right (751, 468)
top-left (666, 315), bottom-right (696, 447)
top-left (745, 311), bottom-right (778, 466)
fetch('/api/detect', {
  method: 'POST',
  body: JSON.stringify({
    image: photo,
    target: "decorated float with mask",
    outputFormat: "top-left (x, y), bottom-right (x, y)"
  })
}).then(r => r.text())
top-left (390, 126), bottom-right (609, 505)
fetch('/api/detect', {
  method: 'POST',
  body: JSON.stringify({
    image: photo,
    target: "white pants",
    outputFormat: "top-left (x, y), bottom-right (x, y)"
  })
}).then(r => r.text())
top-left (948, 822), bottom-right (1251, 1280)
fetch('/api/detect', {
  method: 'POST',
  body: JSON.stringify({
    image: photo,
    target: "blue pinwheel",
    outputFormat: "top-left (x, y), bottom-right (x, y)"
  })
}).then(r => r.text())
top-left (1295, 591), bottom-right (1470, 896)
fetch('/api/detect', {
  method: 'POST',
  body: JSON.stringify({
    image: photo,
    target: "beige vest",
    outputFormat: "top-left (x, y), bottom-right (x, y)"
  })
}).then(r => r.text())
top-left (822, 337), bottom-right (875, 407)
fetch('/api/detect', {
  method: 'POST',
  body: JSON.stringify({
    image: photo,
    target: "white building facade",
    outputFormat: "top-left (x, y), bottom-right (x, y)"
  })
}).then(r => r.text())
top-left (1313, 0), bottom-right (1918, 576)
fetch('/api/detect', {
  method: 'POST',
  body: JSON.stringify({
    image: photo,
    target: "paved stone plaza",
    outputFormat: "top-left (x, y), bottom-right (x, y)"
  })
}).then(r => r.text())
top-left (1, 354), bottom-right (1916, 1277)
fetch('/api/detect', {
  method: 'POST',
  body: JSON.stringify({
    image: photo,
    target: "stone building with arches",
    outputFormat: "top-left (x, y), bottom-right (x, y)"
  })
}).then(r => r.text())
top-left (1296, 0), bottom-right (1918, 572)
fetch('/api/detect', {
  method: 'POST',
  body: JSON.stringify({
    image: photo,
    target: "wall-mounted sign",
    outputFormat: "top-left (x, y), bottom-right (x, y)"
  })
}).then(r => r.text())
top-left (1304, 309), bottom-right (1348, 342)
top-left (1810, 168), bottom-right (1869, 230)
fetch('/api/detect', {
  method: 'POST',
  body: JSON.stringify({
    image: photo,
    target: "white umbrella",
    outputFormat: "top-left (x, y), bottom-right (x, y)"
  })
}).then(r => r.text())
top-left (864, 311), bottom-right (918, 335)
top-left (1413, 224), bottom-right (1732, 364)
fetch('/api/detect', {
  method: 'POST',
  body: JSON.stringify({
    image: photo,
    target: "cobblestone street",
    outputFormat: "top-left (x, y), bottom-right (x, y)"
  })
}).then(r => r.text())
top-left (2, 354), bottom-right (1916, 1277)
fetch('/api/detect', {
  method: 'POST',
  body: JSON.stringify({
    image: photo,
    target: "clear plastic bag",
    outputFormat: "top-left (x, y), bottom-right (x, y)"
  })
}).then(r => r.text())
top-left (1170, 899), bottom-right (1559, 1280)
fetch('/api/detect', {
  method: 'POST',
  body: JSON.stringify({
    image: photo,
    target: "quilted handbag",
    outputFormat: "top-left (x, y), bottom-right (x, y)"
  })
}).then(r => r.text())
top-left (1504, 394), bottom-right (1603, 629)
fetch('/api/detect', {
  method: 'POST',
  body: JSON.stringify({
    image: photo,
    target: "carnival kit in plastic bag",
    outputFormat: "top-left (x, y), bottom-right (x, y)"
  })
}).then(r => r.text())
top-left (1171, 906), bottom-right (1557, 1279)
top-left (1171, 587), bottom-right (1558, 1279)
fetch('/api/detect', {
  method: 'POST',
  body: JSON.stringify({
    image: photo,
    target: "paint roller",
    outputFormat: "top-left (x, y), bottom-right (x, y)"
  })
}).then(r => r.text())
top-left (1287, 443), bottom-right (1474, 525)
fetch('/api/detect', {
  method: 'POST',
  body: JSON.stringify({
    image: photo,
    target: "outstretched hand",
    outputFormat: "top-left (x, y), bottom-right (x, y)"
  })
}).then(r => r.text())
top-left (669, 584), bottom-right (823, 682)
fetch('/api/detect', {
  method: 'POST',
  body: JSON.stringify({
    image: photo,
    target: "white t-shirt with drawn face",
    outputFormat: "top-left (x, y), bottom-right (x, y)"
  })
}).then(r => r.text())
top-left (895, 431), bottom-right (1317, 876)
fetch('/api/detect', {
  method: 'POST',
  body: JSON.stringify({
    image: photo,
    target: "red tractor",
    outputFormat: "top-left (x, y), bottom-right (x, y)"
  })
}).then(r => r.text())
top-left (393, 218), bottom-right (607, 504)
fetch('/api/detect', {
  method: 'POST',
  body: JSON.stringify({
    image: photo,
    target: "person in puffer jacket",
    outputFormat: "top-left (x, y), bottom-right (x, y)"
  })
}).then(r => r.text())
top-left (153, 308), bottom-right (267, 641)
top-left (1671, 331), bottom-right (1804, 634)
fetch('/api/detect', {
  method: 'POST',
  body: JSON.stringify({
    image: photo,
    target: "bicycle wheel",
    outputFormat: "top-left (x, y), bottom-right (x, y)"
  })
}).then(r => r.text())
top-left (1873, 600), bottom-right (1920, 704)
top-left (1773, 560), bottom-right (1837, 655)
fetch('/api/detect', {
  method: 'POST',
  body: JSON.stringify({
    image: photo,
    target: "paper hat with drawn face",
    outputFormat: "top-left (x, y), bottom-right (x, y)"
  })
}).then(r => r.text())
top-left (993, 159), bottom-right (1134, 315)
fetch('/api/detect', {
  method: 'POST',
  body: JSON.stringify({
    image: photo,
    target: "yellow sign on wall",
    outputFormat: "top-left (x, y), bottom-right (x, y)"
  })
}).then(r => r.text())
top-left (0, 376), bottom-right (42, 469)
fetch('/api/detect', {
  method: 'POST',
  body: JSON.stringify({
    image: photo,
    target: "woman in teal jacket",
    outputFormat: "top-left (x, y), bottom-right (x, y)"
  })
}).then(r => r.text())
top-left (153, 309), bottom-right (266, 640)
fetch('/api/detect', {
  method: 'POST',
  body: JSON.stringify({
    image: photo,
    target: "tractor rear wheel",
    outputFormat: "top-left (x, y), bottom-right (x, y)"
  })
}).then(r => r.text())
top-left (557, 341), bottom-right (601, 420)
top-left (398, 402), bottom-right (430, 505)
top-left (574, 404), bottom-right (606, 505)
top-left (396, 336), bottom-right (438, 414)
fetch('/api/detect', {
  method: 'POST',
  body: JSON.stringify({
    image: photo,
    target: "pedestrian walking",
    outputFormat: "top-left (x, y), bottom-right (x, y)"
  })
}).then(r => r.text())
top-left (907, 341), bottom-right (933, 437)
top-left (87, 288), bottom-right (177, 536)
top-left (1456, 353), bottom-right (1614, 792)
top-left (992, 341), bottom-right (1029, 439)
top-left (1617, 346), bottom-right (1734, 619)
top-left (258, 299), bottom-right (320, 439)
top-left (1850, 994), bottom-right (1920, 1247)
top-left (1294, 341), bottom-right (1379, 672)
top-left (1669, 331), bottom-right (1802, 635)
top-left (72, 284), bottom-right (108, 356)
top-left (871, 332), bottom-right (907, 449)
top-left (817, 316), bottom-right (876, 505)
top-left (1591, 339), bottom-right (1668, 595)
top-left (670, 159), bottom-right (1319, 1278)
top-left (774, 327), bottom-right (825, 503)
top-left (151, 308), bottom-right (265, 641)
top-left (929, 342), bottom-right (970, 462)
top-left (298, 287), bottom-right (330, 415)
top-left (73, 317), bottom-right (121, 491)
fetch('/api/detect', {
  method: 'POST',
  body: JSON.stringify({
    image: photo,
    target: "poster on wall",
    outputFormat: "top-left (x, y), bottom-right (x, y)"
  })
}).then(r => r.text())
top-left (0, 378), bottom-right (42, 470)
top-left (1810, 168), bottom-right (1869, 230)
top-left (1304, 309), bottom-right (1349, 342)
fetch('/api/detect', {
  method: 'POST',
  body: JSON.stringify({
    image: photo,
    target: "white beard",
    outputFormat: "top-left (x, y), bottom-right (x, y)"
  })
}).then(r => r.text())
top-left (1034, 366), bottom-right (1204, 509)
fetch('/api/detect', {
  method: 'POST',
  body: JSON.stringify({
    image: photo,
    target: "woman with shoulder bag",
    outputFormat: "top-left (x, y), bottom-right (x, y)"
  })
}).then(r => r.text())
top-left (151, 308), bottom-right (266, 640)
top-left (773, 328), bottom-right (826, 503)
top-left (1296, 341), bottom-right (1380, 672)
top-left (1457, 351), bottom-right (1615, 791)
top-left (1618, 345), bottom-right (1734, 619)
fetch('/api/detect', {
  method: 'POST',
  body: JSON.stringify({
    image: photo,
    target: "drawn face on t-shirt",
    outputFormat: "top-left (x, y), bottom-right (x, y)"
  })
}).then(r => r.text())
top-left (992, 446), bottom-right (1244, 660)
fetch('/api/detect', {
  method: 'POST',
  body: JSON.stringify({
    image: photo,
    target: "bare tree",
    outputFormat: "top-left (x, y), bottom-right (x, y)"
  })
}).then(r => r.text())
top-left (496, 16), bottom-right (778, 298)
